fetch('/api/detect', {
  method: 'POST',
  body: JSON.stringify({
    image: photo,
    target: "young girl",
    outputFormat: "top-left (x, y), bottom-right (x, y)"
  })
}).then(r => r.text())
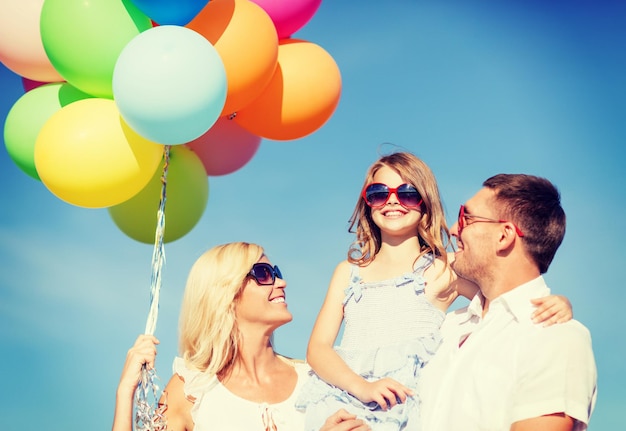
top-left (295, 151), bottom-right (571, 430)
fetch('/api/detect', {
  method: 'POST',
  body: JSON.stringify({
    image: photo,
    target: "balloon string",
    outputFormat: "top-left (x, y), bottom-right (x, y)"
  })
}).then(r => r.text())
top-left (135, 144), bottom-right (171, 431)
top-left (144, 144), bottom-right (170, 336)
top-left (134, 367), bottom-right (167, 431)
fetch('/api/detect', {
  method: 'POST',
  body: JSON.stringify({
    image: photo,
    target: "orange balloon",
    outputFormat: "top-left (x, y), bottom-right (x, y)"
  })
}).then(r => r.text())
top-left (234, 39), bottom-right (342, 141)
top-left (187, 0), bottom-right (278, 116)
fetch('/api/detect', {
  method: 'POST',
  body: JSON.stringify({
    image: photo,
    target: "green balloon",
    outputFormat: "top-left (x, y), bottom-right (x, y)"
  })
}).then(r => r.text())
top-left (3, 82), bottom-right (93, 180)
top-left (109, 146), bottom-right (209, 244)
top-left (40, 0), bottom-right (152, 98)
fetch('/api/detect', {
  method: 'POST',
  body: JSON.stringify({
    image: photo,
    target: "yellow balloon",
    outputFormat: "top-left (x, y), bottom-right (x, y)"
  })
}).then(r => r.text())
top-left (34, 98), bottom-right (163, 208)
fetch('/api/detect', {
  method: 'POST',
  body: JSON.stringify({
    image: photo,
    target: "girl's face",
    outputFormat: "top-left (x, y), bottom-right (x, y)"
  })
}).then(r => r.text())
top-left (235, 256), bottom-right (292, 333)
top-left (369, 166), bottom-right (423, 239)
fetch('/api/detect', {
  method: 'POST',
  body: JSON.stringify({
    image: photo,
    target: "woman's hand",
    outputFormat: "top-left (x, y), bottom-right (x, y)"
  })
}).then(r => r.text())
top-left (113, 334), bottom-right (160, 431)
top-left (531, 295), bottom-right (573, 326)
top-left (117, 334), bottom-right (159, 395)
top-left (320, 409), bottom-right (370, 431)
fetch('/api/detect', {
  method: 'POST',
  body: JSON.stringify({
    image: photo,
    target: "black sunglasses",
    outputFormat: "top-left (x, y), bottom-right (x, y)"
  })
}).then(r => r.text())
top-left (362, 183), bottom-right (423, 209)
top-left (247, 263), bottom-right (283, 286)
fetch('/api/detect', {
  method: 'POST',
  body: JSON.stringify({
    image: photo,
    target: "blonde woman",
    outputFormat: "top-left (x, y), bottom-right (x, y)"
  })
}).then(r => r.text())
top-left (113, 242), bottom-right (370, 431)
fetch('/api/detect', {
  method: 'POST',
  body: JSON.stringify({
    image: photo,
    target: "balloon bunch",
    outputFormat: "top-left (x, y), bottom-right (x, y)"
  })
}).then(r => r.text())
top-left (1, 0), bottom-right (341, 244)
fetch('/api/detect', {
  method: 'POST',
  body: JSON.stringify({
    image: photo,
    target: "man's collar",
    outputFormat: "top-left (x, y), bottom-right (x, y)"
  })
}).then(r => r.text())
top-left (496, 276), bottom-right (551, 322)
top-left (464, 276), bottom-right (551, 323)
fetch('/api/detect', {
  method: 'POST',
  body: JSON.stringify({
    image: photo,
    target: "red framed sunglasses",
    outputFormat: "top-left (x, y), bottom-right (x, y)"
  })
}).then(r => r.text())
top-left (362, 183), bottom-right (423, 209)
top-left (457, 205), bottom-right (524, 237)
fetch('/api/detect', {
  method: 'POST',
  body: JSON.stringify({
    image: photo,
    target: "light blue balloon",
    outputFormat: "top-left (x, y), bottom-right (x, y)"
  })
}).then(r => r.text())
top-left (113, 25), bottom-right (227, 145)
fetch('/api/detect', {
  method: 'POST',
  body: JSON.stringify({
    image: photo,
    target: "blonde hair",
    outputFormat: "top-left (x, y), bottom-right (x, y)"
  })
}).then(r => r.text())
top-left (348, 151), bottom-right (451, 267)
top-left (178, 242), bottom-right (263, 376)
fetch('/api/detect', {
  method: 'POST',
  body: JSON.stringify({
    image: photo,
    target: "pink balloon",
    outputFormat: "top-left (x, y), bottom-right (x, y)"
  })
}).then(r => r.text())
top-left (250, 0), bottom-right (322, 39)
top-left (187, 116), bottom-right (261, 176)
top-left (22, 77), bottom-right (59, 92)
top-left (0, 0), bottom-right (63, 81)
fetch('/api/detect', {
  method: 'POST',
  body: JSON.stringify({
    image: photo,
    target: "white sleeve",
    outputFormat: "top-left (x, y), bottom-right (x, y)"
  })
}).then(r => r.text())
top-left (511, 322), bottom-right (597, 428)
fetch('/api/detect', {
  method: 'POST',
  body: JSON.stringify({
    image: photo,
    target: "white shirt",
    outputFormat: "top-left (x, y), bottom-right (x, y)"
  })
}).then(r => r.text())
top-left (420, 277), bottom-right (597, 431)
top-left (173, 357), bottom-right (308, 431)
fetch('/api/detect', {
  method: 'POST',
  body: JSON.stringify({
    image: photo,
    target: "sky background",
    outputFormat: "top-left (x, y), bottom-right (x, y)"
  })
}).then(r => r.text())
top-left (1, 0), bottom-right (624, 429)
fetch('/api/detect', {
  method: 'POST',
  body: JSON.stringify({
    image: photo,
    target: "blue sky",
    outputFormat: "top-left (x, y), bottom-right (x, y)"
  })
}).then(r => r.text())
top-left (1, 1), bottom-right (624, 429)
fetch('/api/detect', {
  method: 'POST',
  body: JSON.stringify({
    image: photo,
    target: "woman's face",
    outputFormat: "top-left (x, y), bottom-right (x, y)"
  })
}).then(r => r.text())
top-left (234, 255), bottom-right (292, 333)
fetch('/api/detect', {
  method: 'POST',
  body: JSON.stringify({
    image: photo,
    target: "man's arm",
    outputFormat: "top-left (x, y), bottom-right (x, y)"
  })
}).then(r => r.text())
top-left (511, 412), bottom-right (574, 431)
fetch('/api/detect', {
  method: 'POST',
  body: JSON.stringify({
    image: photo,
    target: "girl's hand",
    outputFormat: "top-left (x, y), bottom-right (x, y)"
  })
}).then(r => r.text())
top-left (117, 334), bottom-right (159, 395)
top-left (352, 378), bottom-right (413, 411)
top-left (531, 295), bottom-right (573, 326)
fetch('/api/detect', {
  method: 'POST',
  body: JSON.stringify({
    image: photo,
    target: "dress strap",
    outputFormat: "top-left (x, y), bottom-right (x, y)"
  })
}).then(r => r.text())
top-left (412, 252), bottom-right (434, 273)
top-left (395, 252), bottom-right (434, 294)
top-left (342, 264), bottom-right (363, 305)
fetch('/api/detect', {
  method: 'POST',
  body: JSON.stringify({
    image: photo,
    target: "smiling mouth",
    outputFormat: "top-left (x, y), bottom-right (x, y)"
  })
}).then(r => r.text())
top-left (382, 210), bottom-right (406, 217)
top-left (270, 297), bottom-right (285, 303)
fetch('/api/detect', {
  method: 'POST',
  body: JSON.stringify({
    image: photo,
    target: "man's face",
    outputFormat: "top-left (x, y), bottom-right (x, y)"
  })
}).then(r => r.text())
top-left (450, 188), bottom-right (500, 285)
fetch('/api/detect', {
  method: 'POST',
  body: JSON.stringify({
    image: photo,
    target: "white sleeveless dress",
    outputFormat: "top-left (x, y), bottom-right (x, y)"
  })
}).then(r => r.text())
top-left (295, 253), bottom-right (445, 431)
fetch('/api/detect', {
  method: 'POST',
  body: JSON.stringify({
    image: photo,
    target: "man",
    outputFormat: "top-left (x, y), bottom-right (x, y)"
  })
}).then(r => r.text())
top-left (421, 174), bottom-right (597, 430)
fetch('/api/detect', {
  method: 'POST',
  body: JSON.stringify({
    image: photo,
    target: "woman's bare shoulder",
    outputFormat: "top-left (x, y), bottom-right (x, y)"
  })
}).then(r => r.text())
top-left (161, 374), bottom-right (194, 431)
